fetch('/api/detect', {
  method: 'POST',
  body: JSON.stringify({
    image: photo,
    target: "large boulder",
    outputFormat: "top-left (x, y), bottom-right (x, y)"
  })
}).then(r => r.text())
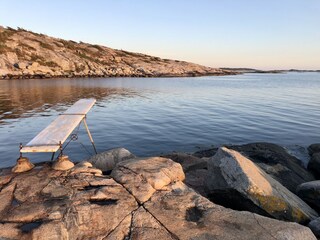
top-left (228, 143), bottom-right (315, 193)
top-left (111, 157), bottom-right (185, 203)
top-left (308, 144), bottom-right (320, 156)
top-left (144, 181), bottom-right (316, 240)
top-left (162, 152), bottom-right (209, 196)
top-left (308, 153), bottom-right (320, 178)
top-left (206, 147), bottom-right (318, 224)
top-left (297, 181), bottom-right (320, 211)
top-left (87, 147), bottom-right (135, 172)
top-left (309, 218), bottom-right (320, 238)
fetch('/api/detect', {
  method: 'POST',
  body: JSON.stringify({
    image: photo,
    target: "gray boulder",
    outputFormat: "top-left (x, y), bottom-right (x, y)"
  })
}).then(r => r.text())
top-left (308, 153), bottom-right (320, 178)
top-left (162, 152), bottom-right (209, 196)
top-left (206, 147), bottom-right (318, 224)
top-left (229, 143), bottom-right (315, 193)
top-left (86, 148), bottom-right (135, 172)
top-left (308, 144), bottom-right (320, 155)
top-left (194, 143), bottom-right (315, 193)
top-left (309, 218), bottom-right (320, 238)
top-left (297, 180), bottom-right (320, 211)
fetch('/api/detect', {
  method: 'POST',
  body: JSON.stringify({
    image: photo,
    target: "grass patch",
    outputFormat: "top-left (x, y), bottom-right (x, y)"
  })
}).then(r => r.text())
top-left (14, 48), bottom-right (27, 58)
top-left (0, 44), bottom-right (11, 54)
top-left (39, 42), bottom-right (54, 50)
top-left (30, 53), bottom-right (45, 62)
top-left (92, 44), bottom-right (104, 51)
top-left (18, 42), bottom-right (36, 51)
top-left (0, 30), bottom-right (15, 43)
top-left (59, 39), bottom-right (77, 50)
top-left (75, 64), bottom-right (86, 72)
top-left (43, 61), bottom-right (59, 67)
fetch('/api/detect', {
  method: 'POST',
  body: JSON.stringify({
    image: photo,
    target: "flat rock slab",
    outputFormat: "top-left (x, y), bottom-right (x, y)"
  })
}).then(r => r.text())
top-left (145, 181), bottom-right (316, 240)
top-left (0, 162), bottom-right (138, 239)
top-left (111, 157), bottom-right (185, 203)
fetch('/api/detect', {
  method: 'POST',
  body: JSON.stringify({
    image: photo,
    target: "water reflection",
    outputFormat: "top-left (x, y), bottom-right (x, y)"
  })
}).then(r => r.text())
top-left (0, 78), bottom-right (139, 124)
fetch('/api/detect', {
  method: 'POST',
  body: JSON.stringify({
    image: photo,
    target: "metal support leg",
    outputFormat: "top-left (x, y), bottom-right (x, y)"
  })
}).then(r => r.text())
top-left (51, 152), bottom-right (56, 161)
top-left (83, 117), bottom-right (98, 154)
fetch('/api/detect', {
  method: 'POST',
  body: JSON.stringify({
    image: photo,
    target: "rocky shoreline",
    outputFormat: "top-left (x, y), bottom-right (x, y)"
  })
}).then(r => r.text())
top-left (0, 26), bottom-right (236, 80)
top-left (1, 142), bottom-right (320, 239)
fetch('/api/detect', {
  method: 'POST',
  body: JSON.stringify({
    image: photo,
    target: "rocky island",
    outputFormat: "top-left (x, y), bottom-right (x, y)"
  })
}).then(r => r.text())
top-left (0, 26), bottom-right (236, 79)
top-left (1, 143), bottom-right (320, 239)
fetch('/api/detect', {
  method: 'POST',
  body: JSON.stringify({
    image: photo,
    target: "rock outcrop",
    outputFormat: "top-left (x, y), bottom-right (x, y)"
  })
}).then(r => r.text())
top-left (308, 218), bottom-right (320, 238)
top-left (206, 147), bottom-right (318, 224)
top-left (297, 181), bottom-right (320, 211)
top-left (0, 155), bottom-right (316, 239)
top-left (307, 144), bottom-right (320, 178)
top-left (308, 144), bottom-right (320, 156)
top-left (111, 157), bottom-right (185, 203)
top-left (0, 26), bottom-right (236, 79)
top-left (162, 152), bottom-right (209, 196)
top-left (195, 143), bottom-right (315, 193)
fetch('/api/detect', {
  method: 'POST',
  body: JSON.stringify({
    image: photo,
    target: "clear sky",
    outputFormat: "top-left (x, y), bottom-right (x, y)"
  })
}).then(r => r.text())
top-left (1, 0), bottom-right (320, 70)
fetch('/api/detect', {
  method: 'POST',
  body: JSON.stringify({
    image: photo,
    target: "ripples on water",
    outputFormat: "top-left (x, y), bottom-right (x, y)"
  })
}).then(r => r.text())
top-left (0, 73), bottom-right (319, 168)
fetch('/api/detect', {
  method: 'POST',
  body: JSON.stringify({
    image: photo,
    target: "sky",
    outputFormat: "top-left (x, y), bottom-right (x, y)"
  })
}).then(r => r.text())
top-left (1, 0), bottom-right (320, 70)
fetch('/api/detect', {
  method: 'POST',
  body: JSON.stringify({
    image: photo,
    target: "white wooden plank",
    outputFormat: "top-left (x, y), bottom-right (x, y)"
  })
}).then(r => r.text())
top-left (63, 98), bottom-right (96, 115)
top-left (20, 98), bottom-right (96, 153)
top-left (21, 114), bottom-right (84, 153)
top-left (21, 145), bottom-right (60, 153)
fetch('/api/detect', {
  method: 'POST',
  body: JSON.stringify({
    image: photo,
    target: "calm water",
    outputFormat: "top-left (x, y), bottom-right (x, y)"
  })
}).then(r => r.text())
top-left (0, 73), bottom-right (319, 168)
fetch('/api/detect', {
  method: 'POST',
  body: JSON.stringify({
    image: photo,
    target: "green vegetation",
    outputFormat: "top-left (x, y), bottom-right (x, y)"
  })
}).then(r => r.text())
top-left (29, 54), bottom-right (59, 67)
top-left (59, 39), bottom-right (77, 50)
top-left (39, 42), bottom-right (54, 51)
top-left (75, 64), bottom-right (86, 72)
top-left (18, 42), bottom-right (36, 51)
top-left (14, 48), bottom-right (26, 58)
top-left (30, 53), bottom-right (44, 62)
top-left (43, 61), bottom-right (59, 67)
top-left (26, 38), bottom-right (55, 50)
top-left (0, 29), bottom-right (15, 43)
top-left (92, 44), bottom-right (104, 51)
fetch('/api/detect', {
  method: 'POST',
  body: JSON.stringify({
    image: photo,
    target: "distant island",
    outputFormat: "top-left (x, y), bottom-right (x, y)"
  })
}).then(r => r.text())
top-left (221, 68), bottom-right (320, 74)
top-left (0, 26), bottom-right (236, 79)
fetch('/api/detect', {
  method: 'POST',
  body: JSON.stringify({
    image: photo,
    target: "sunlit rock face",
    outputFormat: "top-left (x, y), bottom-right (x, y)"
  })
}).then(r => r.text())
top-left (193, 143), bottom-right (316, 194)
top-left (0, 27), bottom-right (235, 79)
top-left (111, 157), bottom-right (185, 204)
top-left (0, 156), bottom-right (317, 239)
top-left (206, 147), bottom-right (318, 224)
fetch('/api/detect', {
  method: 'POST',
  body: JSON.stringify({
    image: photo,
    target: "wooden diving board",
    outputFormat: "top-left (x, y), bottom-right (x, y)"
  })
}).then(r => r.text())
top-left (21, 98), bottom-right (96, 153)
